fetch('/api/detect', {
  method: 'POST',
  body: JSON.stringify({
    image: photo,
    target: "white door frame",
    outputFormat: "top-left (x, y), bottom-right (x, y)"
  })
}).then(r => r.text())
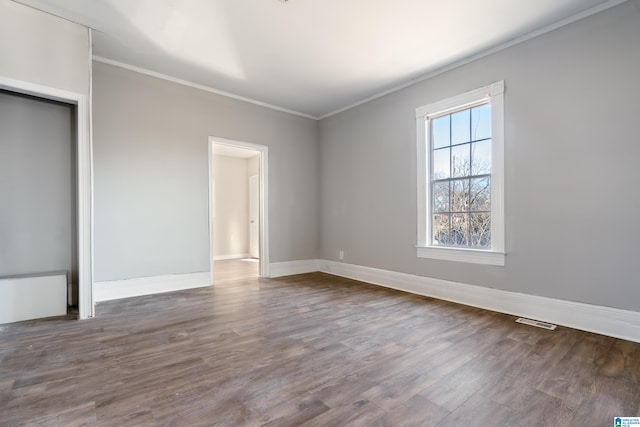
top-left (0, 76), bottom-right (93, 319)
top-left (208, 137), bottom-right (269, 281)
top-left (249, 174), bottom-right (259, 259)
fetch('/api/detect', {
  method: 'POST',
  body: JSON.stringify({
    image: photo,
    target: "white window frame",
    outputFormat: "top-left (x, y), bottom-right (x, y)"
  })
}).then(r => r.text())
top-left (416, 81), bottom-right (505, 266)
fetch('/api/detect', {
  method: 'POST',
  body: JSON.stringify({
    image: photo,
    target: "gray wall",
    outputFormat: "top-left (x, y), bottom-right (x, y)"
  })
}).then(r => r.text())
top-left (93, 61), bottom-right (319, 281)
top-left (0, 92), bottom-right (76, 285)
top-left (0, 1), bottom-right (90, 306)
top-left (0, 0), bottom-right (90, 96)
top-left (213, 155), bottom-right (249, 258)
top-left (319, 2), bottom-right (640, 311)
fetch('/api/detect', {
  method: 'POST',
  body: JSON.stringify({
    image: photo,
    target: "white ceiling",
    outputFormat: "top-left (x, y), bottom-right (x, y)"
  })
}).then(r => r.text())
top-left (15, 0), bottom-right (622, 118)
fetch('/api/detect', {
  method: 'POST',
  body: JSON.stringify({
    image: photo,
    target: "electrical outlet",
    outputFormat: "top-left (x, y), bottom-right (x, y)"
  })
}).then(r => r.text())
top-left (338, 250), bottom-right (344, 260)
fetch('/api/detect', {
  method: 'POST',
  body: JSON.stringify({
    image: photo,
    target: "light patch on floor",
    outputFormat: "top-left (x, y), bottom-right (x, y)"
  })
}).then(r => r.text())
top-left (214, 258), bottom-right (259, 282)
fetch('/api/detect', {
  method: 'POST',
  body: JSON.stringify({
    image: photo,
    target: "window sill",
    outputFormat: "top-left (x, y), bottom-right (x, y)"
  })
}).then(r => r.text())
top-left (416, 246), bottom-right (505, 266)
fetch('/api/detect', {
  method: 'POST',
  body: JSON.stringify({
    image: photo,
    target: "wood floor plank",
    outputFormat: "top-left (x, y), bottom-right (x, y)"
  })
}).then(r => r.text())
top-left (361, 365), bottom-right (439, 412)
top-left (55, 401), bottom-right (98, 426)
top-left (307, 371), bottom-right (378, 409)
top-left (482, 326), bottom-right (579, 406)
top-left (439, 393), bottom-right (513, 425)
top-left (0, 272), bottom-right (638, 426)
top-left (569, 376), bottom-right (639, 426)
top-left (299, 399), bottom-right (386, 427)
top-left (503, 388), bottom-right (576, 426)
top-left (369, 394), bottom-right (449, 427)
top-left (419, 337), bottom-right (532, 411)
top-left (599, 338), bottom-right (640, 384)
top-left (257, 395), bottom-right (330, 427)
top-left (536, 333), bottom-right (613, 408)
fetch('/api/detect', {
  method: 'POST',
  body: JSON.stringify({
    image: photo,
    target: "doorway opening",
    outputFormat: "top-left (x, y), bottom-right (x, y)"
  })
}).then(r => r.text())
top-left (209, 137), bottom-right (269, 283)
top-left (0, 76), bottom-right (92, 320)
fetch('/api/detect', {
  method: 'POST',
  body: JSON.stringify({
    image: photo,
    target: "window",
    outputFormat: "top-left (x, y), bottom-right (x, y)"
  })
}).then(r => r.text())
top-left (416, 81), bottom-right (505, 265)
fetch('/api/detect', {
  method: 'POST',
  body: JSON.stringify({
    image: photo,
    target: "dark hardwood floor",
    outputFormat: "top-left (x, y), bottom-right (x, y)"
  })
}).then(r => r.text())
top-left (1, 272), bottom-right (638, 426)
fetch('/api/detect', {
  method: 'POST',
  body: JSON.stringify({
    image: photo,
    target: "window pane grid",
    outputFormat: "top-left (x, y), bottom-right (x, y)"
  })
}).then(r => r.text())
top-left (448, 136), bottom-right (491, 147)
top-left (432, 173), bottom-right (490, 184)
top-left (430, 103), bottom-right (492, 249)
top-left (439, 210), bottom-right (491, 214)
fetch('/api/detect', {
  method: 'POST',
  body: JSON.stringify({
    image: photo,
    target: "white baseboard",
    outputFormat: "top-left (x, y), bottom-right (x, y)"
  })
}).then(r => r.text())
top-left (214, 253), bottom-right (250, 261)
top-left (94, 272), bottom-right (211, 302)
top-left (319, 260), bottom-right (640, 343)
top-left (0, 272), bottom-right (67, 324)
top-left (269, 259), bottom-right (320, 278)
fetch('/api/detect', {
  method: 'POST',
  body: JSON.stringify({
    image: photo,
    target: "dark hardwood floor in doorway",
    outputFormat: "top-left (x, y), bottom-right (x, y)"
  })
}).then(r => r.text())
top-left (1, 273), bottom-right (638, 426)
